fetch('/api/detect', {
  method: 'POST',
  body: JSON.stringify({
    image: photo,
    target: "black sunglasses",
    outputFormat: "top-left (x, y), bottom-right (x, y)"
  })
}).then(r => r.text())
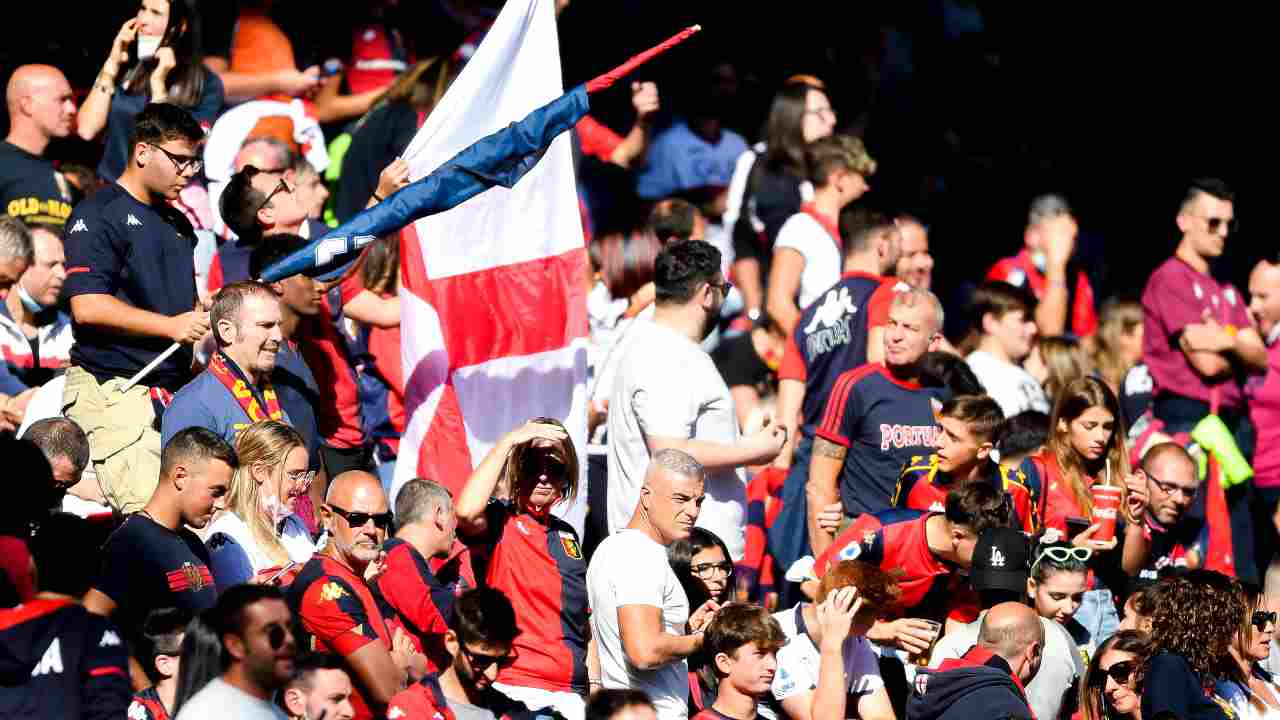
top-left (1254, 611), bottom-right (1278, 631)
top-left (265, 622), bottom-right (290, 651)
top-left (327, 504), bottom-right (393, 530)
top-left (1202, 216), bottom-right (1239, 235)
top-left (461, 645), bottom-right (517, 673)
top-left (1091, 660), bottom-right (1137, 687)
top-left (520, 448), bottom-right (568, 484)
top-left (149, 143), bottom-right (203, 174)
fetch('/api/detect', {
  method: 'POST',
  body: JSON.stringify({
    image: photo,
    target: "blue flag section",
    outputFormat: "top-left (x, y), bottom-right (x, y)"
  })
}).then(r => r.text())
top-left (258, 85), bottom-right (592, 283)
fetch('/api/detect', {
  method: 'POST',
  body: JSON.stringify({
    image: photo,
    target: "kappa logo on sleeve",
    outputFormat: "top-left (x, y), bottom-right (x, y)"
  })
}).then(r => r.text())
top-left (126, 214), bottom-right (144, 227)
top-left (387, 707), bottom-right (407, 719)
top-left (99, 630), bottom-right (122, 647)
top-left (69, 218), bottom-right (88, 233)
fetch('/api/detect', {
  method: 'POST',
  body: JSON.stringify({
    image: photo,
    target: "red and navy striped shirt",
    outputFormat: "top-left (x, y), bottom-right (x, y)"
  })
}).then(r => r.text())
top-left (815, 510), bottom-right (977, 622)
top-left (468, 500), bottom-right (589, 694)
top-left (892, 455), bottom-right (1040, 532)
top-left (777, 273), bottom-right (904, 438)
top-left (816, 364), bottom-right (945, 516)
top-left (372, 537), bottom-right (462, 673)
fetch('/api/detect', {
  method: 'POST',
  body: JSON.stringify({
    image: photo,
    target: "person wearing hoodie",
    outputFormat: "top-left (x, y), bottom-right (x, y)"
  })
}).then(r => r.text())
top-left (0, 512), bottom-right (132, 719)
top-left (907, 602), bottom-right (1043, 720)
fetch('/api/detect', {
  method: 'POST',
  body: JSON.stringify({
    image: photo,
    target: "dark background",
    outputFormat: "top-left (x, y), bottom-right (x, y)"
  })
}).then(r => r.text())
top-left (2, 1), bottom-right (1268, 335)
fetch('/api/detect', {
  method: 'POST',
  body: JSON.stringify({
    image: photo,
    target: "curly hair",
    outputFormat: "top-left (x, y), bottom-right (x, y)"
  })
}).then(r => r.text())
top-left (817, 560), bottom-right (902, 624)
top-left (1140, 570), bottom-right (1245, 690)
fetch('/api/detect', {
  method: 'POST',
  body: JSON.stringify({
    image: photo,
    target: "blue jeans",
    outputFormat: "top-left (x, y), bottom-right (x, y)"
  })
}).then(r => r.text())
top-left (1075, 588), bottom-right (1120, 651)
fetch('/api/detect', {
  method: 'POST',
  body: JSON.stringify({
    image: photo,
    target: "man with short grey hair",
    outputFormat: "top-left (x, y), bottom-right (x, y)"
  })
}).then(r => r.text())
top-left (22, 416), bottom-right (90, 508)
top-left (372, 478), bottom-right (460, 671)
top-left (986, 192), bottom-right (1097, 337)
top-left (0, 216), bottom-right (33, 292)
top-left (589, 449), bottom-right (719, 720)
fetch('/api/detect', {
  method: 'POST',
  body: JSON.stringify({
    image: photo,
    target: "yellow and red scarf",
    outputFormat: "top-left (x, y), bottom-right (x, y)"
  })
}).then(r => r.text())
top-left (208, 350), bottom-right (285, 423)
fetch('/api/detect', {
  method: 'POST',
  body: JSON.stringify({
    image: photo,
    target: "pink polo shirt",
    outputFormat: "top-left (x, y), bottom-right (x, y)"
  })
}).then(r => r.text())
top-left (1141, 257), bottom-right (1251, 409)
top-left (1249, 341), bottom-right (1280, 487)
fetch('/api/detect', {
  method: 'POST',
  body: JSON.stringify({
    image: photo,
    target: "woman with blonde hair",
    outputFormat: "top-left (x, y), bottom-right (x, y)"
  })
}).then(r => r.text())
top-left (206, 420), bottom-right (316, 589)
top-left (1093, 298), bottom-right (1145, 394)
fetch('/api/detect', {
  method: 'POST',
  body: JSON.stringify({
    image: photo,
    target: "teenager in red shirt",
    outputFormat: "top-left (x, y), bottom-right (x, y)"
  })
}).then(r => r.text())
top-left (893, 394), bottom-right (1039, 532)
top-left (455, 418), bottom-right (590, 720)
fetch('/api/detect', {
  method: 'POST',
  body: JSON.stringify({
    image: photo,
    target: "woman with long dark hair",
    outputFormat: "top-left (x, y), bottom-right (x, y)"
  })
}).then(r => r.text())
top-left (668, 527), bottom-right (735, 713)
top-left (455, 417), bottom-right (591, 720)
top-left (77, 0), bottom-right (224, 182)
top-left (1079, 630), bottom-right (1152, 720)
top-left (1219, 581), bottom-right (1280, 718)
top-left (726, 77), bottom-right (837, 325)
top-left (169, 611), bottom-right (223, 717)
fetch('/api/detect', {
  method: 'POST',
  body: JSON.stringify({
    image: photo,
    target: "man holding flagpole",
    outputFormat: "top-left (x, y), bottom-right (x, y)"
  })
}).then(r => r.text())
top-left (61, 103), bottom-right (209, 514)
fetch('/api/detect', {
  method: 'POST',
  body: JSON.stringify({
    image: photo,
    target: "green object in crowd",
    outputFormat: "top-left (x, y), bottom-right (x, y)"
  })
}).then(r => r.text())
top-left (1189, 414), bottom-right (1254, 488)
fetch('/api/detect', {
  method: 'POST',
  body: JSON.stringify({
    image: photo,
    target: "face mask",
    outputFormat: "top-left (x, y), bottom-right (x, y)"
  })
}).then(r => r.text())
top-left (1031, 251), bottom-right (1048, 273)
top-left (137, 35), bottom-right (162, 61)
top-left (259, 490), bottom-right (291, 529)
top-left (1268, 323), bottom-right (1280, 347)
top-left (15, 281), bottom-right (45, 313)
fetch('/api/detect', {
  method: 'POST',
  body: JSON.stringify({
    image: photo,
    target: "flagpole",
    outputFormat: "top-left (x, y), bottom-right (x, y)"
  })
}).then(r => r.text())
top-left (120, 342), bottom-right (182, 392)
top-left (585, 25), bottom-right (702, 94)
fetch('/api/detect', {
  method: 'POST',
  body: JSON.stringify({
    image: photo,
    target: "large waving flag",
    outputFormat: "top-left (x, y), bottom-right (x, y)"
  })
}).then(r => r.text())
top-left (256, 0), bottom-right (698, 534)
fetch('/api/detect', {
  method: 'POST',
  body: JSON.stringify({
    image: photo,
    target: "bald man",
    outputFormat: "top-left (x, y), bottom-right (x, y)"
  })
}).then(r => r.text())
top-left (285, 470), bottom-right (412, 720)
top-left (2, 65), bottom-right (78, 227)
top-left (907, 602), bottom-right (1041, 720)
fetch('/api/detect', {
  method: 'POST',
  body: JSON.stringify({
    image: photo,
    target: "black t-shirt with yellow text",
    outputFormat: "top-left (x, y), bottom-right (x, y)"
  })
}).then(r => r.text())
top-left (0, 141), bottom-right (76, 227)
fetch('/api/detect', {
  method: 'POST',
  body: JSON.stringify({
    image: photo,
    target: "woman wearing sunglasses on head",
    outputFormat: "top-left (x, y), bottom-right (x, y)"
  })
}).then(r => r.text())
top-left (1218, 582), bottom-right (1280, 719)
top-left (1079, 630), bottom-right (1152, 720)
top-left (206, 421), bottom-right (317, 589)
top-left (668, 527), bottom-right (736, 712)
top-left (1027, 541), bottom-right (1096, 657)
top-left (455, 417), bottom-right (591, 720)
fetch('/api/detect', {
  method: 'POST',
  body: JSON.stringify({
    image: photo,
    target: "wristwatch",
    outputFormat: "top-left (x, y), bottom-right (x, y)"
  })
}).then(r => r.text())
top-left (747, 307), bottom-right (762, 322)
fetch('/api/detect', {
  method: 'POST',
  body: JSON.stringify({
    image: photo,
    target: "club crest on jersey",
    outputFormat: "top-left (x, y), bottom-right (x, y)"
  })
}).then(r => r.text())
top-left (560, 532), bottom-right (583, 560)
top-left (182, 562), bottom-right (206, 592)
top-left (320, 581), bottom-right (348, 602)
top-left (914, 672), bottom-right (929, 696)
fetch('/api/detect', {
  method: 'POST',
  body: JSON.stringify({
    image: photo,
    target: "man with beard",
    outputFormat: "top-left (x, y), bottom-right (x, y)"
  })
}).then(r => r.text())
top-left (287, 470), bottom-right (410, 720)
top-left (162, 281), bottom-right (286, 445)
top-left (175, 585), bottom-right (297, 719)
top-left (607, 240), bottom-right (785, 561)
top-left (84, 428), bottom-right (234, 637)
top-left (1126, 443), bottom-right (1205, 587)
top-left (387, 588), bottom-right (554, 720)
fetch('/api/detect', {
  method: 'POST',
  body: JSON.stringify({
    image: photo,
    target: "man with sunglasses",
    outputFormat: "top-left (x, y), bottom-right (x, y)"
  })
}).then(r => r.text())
top-left (388, 588), bottom-right (560, 720)
top-left (61, 103), bottom-right (210, 515)
top-left (287, 470), bottom-right (411, 720)
top-left (1127, 443), bottom-right (1207, 587)
top-left (174, 584), bottom-right (297, 719)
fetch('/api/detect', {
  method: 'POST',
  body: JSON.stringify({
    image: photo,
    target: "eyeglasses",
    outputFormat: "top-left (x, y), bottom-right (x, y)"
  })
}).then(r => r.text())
top-left (707, 279), bottom-right (733, 297)
top-left (263, 622), bottom-right (290, 650)
top-left (460, 645), bottom-right (517, 673)
top-left (286, 468), bottom-right (317, 496)
top-left (327, 504), bottom-right (393, 530)
top-left (256, 178), bottom-right (292, 216)
top-left (150, 144), bottom-right (203, 174)
top-left (1253, 611), bottom-right (1278, 631)
top-left (1091, 660), bottom-right (1137, 687)
top-left (691, 561), bottom-right (733, 579)
top-left (1147, 474), bottom-right (1199, 501)
top-left (1031, 545), bottom-right (1092, 572)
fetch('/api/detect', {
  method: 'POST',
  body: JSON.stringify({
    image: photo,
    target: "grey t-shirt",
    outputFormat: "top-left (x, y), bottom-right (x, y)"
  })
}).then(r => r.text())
top-left (174, 678), bottom-right (287, 720)
top-left (448, 697), bottom-right (499, 720)
top-left (929, 612), bottom-right (1084, 720)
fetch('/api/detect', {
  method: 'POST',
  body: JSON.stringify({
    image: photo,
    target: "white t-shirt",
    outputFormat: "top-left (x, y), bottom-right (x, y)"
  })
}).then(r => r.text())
top-left (773, 211), bottom-right (841, 311)
top-left (587, 529), bottom-right (691, 720)
top-left (966, 350), bottom-right (1051, 417)
top-left (174, 677), bottom-right (287, 719)
top-left (606, 319), bottom-right (748, 560)
top-left (759, 604), bottom-right (883, 720)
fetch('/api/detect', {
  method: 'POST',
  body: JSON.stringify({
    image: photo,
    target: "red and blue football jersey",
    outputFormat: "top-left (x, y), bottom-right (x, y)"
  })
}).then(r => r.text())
top-left (892, 455), bottom-right (1040, 532)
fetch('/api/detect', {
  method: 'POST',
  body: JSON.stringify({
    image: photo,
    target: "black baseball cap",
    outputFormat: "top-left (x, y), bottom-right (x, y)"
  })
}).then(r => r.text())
top-left (971, 528), bottom-right (1031, 593)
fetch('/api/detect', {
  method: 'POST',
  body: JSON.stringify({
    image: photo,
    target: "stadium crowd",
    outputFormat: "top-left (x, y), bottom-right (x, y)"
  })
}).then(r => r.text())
top-left (1, 2), bottom-right (1276, 720)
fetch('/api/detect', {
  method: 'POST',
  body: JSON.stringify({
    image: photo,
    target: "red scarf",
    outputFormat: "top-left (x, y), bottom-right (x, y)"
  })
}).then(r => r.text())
top-left (207, 351), bottom-right (284, 423)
